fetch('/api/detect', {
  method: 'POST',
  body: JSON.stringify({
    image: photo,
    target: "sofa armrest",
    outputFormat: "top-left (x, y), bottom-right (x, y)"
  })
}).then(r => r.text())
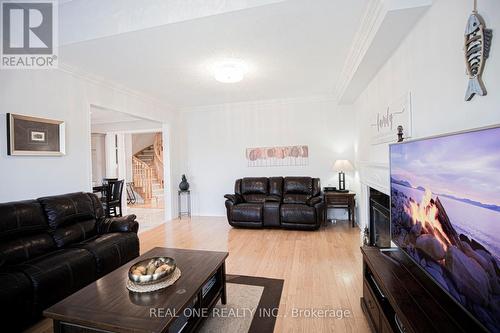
top-left (307, 196), bottom-right (323, 207)
top-left (224, 194), bottom-right (243, 204)
top-left (313, 200), bottom-right (325, 228)
top-left (98, 215), bottom-right (139, 234)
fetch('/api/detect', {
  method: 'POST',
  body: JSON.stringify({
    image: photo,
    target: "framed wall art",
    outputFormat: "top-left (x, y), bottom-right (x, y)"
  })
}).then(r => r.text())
top-left (246, 145), bottom-right (308, 167)
top-left (7, 113), bottom-right (65, 156)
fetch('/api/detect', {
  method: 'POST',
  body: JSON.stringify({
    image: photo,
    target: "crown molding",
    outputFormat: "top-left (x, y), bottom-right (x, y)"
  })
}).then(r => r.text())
top-left (336, 0), bottom-right (432, 105)
top-left (180, 94), bottom-right (339, 113)
top-left (57, 63), bottom-right (338, 115)
top-left (57, 62), bottom-right (176, 113)
top-left (335, 0), bottom-right (385, 101)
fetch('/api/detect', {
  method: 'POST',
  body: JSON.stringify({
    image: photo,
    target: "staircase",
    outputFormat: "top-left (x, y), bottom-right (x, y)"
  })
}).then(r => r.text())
top-left (136, 146), bottom-right (155, 164)
top-left (132, 134), bottom-right (164, 207)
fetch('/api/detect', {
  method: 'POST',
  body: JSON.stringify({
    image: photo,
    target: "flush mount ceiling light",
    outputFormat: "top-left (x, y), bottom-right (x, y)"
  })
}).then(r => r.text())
top-left (212, 58), bottom-right (248, 83)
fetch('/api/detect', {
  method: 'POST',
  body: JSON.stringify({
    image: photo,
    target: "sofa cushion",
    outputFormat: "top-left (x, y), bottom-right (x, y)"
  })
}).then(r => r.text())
top-left (283, 177), bottom-right (313, 194)
top-left (72, 233), bottom-right (139, 277)
top-left (242, 194), bottom-right (267, 203)
top-left (280, 204), bottom-right (316, 224)
top-left (38, 192), bottom-right (96, 229)
top-left (283, 177), bottom-right (313, 204)
top-left (232, 203), bottom-right (263, 222)
top-left (0, 233), bottom-right (55, 267)
top-left (241, 177), bottom-right (268, 195)
top-left (51, 218), bottom-right (97, 248)
top-left (283, 194), bottom-right (311, 204)
top-left (0, 200), bottom-right (48, 240)
top-left (17, 248), bottom-right (97, 312)
top-left (269, 177), bottom-right (284, 197)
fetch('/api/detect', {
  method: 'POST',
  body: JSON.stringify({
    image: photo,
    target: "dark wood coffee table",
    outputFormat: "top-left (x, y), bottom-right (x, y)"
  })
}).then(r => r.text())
top-left (44, 247), bottom-right (228, 333)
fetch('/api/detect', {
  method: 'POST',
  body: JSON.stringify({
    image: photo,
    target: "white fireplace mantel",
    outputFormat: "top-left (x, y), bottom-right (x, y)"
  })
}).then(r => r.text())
top-left (355, 160), bottom-right (390, 234)
top-left (357, 160), bottom-right (390, 195)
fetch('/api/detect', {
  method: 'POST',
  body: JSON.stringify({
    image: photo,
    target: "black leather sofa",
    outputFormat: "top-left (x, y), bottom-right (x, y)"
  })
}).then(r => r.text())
top-left (0, 192), bottom-right (140, 331)
top-left (225, 177), bottom-right (325, 230)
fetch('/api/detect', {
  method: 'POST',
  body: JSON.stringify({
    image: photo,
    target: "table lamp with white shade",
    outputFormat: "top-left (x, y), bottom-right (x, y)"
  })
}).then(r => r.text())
top-left (333, 160), bottom-right (354, 192)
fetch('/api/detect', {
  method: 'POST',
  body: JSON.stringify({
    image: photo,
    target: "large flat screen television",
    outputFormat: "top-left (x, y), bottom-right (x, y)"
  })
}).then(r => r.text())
top-left (390, 125), bottom-right (500, 333)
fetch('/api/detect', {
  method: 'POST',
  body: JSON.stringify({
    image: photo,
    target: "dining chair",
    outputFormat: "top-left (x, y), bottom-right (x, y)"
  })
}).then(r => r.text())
top-left (101, 178), bottom-right (124, 217)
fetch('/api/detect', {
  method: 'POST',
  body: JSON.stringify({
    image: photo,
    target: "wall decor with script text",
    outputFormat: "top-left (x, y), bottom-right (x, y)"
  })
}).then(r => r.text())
top-left (246, 145), bottom-right (308, 167)
top-left (370, 92), bottom-right (412, 145)
top-left (7, 113), bottom-right (65, 156)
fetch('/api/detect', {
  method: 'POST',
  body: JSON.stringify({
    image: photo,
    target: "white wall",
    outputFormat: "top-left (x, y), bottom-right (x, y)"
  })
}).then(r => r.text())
top-left (353, 0), bottom-right (500, 231)
top-left (104, 133), bottom-right (118, 178)
top-left (0, 69), bottom-right (178, 212)
top-left (91, 133), bottom-right (106, 185)
top-left (124, 134), bottom-right (133, 182)
top-left (180, 97), bottom-right (357, 216)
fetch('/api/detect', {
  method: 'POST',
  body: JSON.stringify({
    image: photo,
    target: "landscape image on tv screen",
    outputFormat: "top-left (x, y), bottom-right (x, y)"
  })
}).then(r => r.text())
top-left (390, 126), bottom-right (500, 332)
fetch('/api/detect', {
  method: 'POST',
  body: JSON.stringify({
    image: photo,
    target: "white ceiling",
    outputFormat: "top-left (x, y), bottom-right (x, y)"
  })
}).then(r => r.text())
top-left (59, 0), bottom-right (287, 45)
top-left (60, 0), bottom-right (368, 108)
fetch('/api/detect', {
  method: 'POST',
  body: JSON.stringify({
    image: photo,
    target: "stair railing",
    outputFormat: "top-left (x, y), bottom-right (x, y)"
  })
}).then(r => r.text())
top-left (132, 156), bottom-right (153, 200)
top-left (153, 133), bottom-right (164, 188)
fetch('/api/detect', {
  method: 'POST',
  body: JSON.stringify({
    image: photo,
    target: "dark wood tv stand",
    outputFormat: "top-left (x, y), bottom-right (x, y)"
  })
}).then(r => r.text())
top-left (360, 246), bottom-right (487, 333)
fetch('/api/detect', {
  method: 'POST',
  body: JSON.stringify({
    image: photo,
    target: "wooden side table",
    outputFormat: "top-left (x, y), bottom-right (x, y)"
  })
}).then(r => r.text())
top-left (323, 192), bottom-right (356, 227)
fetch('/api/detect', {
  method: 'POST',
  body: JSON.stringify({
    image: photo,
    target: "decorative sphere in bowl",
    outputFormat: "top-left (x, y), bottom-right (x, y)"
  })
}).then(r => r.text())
top-left (128, 257), bottom-right (176, 284)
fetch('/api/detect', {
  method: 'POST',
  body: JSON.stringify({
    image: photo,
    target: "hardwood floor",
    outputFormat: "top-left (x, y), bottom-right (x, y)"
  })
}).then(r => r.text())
top-left (140, 217), bottom-right (371, 333)
top-left (25, 217), bottom-right (370, 333)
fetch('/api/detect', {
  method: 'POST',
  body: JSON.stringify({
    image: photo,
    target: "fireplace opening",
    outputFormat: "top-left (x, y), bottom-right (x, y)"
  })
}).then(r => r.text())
top-left (369, 187), bottom-right (390, 248)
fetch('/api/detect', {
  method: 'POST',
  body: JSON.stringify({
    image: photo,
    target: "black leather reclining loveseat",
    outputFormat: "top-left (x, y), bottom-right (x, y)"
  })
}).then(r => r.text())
top-left (225, 177), bottom-right (325, 230)
top-left (0, 192), bottom-right (140, 331)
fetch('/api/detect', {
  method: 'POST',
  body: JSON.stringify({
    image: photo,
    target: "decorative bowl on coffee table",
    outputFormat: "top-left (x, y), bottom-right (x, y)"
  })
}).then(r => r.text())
top-left (128, 257), bottom-right (176, 284)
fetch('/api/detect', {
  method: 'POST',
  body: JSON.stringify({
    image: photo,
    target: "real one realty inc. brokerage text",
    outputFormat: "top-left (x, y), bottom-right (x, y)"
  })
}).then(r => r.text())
top-left (150, 307), bottom-right (352, 319)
